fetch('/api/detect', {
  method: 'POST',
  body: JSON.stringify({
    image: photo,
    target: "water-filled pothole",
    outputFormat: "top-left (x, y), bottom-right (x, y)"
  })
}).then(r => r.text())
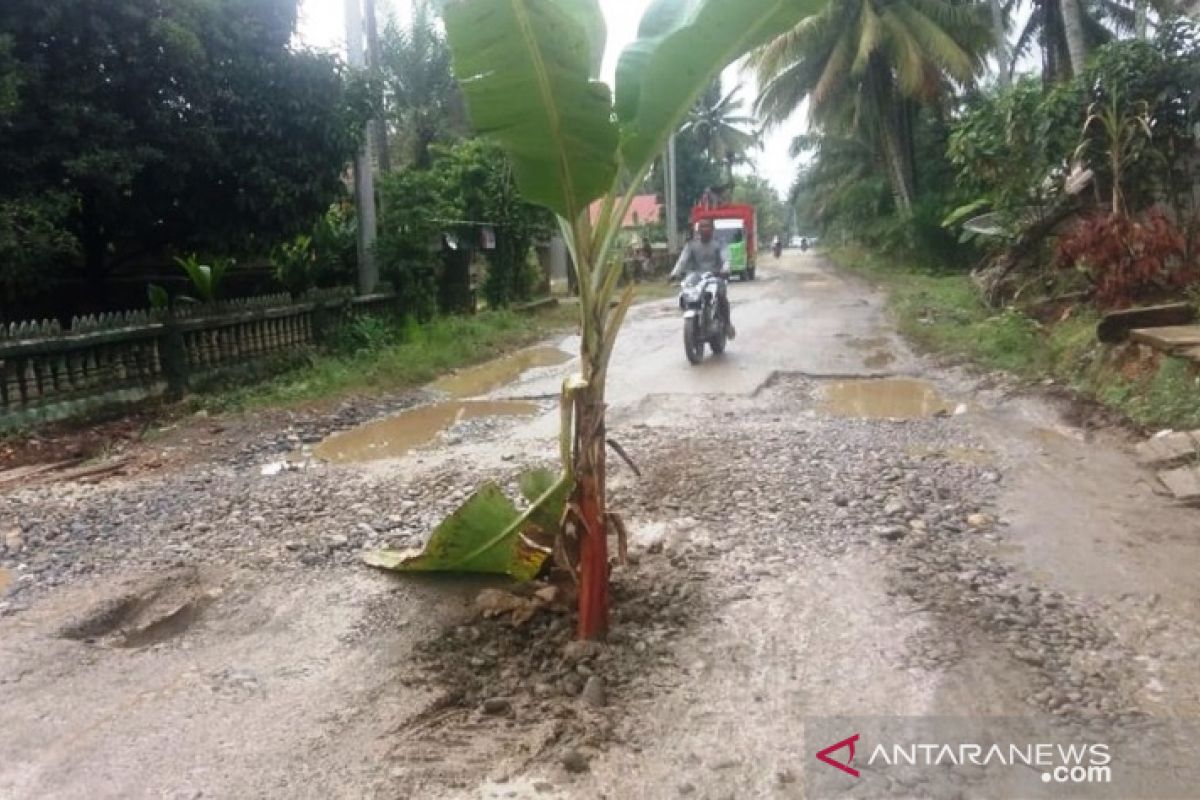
top-left (431, 346), bottom-right (571, 398)
top-left (820, 378), bottom-right (950, 419)
top-left (315, 400), bottom-right (540, 463)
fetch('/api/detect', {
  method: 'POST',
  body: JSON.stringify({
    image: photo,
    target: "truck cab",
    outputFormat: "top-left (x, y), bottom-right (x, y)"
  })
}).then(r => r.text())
top-left (689, 203), bottom-right (757, 281)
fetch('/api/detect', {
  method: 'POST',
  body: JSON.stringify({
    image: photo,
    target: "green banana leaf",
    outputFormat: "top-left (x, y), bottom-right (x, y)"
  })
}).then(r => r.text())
top-left (615, 0), bottom-right (826, 173)
top-left (443, 0), bottom-right (618, 223)
top-left (363, 471), bottom-right (572, 582)
top-left (519, 468), bottom-right (573, 542)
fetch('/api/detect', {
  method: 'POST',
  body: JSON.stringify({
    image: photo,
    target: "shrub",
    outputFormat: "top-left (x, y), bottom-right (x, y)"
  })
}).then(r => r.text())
top-left (1057, 209), bottom-right (1196, 308)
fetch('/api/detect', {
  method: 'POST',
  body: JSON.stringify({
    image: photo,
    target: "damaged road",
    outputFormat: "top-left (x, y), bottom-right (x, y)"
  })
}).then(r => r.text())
top-left (2, 253), bottom-right (1199, 798)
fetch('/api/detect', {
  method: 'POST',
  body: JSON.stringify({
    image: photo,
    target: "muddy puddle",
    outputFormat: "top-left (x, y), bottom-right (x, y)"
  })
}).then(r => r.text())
top-left (315, 400), bottom-right (539, 463)
top-left (0, 568), bottom-right (11, 594)
top-left (431, 346), bottom-right (571, 398)
top-left (820, 378), bottom-right (950, 419)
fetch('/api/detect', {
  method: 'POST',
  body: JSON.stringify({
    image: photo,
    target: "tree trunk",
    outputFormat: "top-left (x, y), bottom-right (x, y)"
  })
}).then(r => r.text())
top-left (1059, 0), bottom-right (1088, 78)
top-left (573, 389), bottom-right (609, 639)
top-left (1042, 3), bottom-right (1064, 85)
top-left (881, 122), bottom-right (914, 217)
top-left (363, 0), bottom-right (391, 178)
top-left (867, 61), bottom-right (914, 216)
top-left (990, 0), bottom-right (1011, 86)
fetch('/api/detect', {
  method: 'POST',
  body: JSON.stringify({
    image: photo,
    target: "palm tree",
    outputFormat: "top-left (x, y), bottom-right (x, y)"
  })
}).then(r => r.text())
top-left (752, 0), bottom-right (992, 215)
top-left (380, 0), bottom-right (467, 169)
top-left (680, 79), bottom-right (760, 184)
top-left (1008, 0), bottom-right (1181, 82)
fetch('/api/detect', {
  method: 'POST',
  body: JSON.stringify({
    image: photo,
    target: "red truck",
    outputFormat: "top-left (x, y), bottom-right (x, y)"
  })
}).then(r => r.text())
top-left (689, 202), bottom-right (757, 280)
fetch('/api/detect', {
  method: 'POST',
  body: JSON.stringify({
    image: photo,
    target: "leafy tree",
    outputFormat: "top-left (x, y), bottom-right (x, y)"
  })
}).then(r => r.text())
top-left (380, 0), bottom-right (467, 169)
top-left (311, 202), bottom-right (360, 289)
top-left (648, 128), bottom-right (722, 231)
top-left (0, 35), bottom-right (17, 114)
top-left (681, 78), bottom-right (759, 183)
top-left (440, 140), bottom-right (551, 307)
top-left (791, 133), bottom-right (891, 238)
top-left (950, 20), bottom-right (1199, 227)
top-left (752, 0), bottom-right (993, 215)
top-left (374, 138), bottom-right (549, 316)
top-left (732, 175), bottom-right (788, 244)
top-left (0, 195), bottom-right (78, 318)
top-left (0, 0), bottom-right (369, 311)
top-left (376, 166), bottom-right (459, 321)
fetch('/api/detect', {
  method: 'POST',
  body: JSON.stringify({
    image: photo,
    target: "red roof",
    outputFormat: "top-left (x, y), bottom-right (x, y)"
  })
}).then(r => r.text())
top-left (589, 194), bottom-right (661, 228)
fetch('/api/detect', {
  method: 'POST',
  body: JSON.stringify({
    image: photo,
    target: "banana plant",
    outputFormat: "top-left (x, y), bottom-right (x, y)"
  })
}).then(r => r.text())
top-left (438, 0), bottom-right (821, 639)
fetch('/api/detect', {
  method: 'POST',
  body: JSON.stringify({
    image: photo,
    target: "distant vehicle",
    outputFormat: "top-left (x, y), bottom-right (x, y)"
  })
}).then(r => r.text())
top-left (690, 202), bottom-right (757, 280)
top-left (789, 235), bottom-right (803, 248)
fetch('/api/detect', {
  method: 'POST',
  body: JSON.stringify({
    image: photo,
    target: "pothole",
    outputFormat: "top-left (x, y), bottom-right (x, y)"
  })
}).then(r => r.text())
top-left (863, 351), bottom-right (896, 369)
top-left (57, 572), bottom-right (216, 647)
top-left (846, 336), bottom-right (890, 350)
top-left (314, 400), bottom-right (540, 464)
top-left (819, 378), bottom-right (951, 419)
top-left (430, 346), bottom-right (571, 398)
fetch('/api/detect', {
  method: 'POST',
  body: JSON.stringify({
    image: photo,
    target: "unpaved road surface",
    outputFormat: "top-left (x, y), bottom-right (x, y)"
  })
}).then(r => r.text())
top-left (3, 253), bottom-right (1199, 799)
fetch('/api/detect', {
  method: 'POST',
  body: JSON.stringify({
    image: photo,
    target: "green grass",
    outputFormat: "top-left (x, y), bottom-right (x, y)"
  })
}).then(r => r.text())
top-left (196, 304), bottom-right (578, 412)
top-left (831, 246), bottom-right (1200, 431)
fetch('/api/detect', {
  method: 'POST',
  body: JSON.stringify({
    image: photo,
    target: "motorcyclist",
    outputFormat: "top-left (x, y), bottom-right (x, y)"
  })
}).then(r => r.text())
top-left (670, 218), bottom-right (735, 339)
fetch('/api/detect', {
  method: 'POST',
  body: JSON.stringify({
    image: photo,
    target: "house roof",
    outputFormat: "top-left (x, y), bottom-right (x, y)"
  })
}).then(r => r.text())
top-left (588, 194), bottom-right (661, 228)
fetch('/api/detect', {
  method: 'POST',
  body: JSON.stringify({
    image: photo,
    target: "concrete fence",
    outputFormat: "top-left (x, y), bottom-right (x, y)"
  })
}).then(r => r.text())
top-left (0, 288), bottom-right (398, 429)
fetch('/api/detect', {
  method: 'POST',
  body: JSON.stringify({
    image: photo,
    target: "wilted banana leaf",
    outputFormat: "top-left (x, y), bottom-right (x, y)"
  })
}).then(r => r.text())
top-left (364, 470), bottom-right (572, 582)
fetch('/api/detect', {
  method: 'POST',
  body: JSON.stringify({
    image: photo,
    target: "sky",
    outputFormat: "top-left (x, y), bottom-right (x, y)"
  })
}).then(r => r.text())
top-left (296, 0), bottom-right (807, 198)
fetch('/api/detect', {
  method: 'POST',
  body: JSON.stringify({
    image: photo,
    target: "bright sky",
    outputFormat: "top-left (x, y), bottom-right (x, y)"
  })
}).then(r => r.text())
top-left (296, 0), bottom-right (805, 198)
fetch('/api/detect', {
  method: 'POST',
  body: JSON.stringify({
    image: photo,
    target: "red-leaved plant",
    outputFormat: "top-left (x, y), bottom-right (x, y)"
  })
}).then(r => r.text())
top-left (1057, 208), bottom-right (1196, 308)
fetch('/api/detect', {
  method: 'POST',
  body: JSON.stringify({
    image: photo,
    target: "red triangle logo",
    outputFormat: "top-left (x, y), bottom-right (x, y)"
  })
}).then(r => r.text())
top-left (816, 734), bottom-right (861, 778)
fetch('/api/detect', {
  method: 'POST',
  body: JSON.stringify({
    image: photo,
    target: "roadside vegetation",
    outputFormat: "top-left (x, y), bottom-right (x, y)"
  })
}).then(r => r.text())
top-left (771, 3), bottom-right (1200, 432)
top-left (833, 246), bottom-right (1200, 431)
top-left (194, 304), bottom-right (577, 413)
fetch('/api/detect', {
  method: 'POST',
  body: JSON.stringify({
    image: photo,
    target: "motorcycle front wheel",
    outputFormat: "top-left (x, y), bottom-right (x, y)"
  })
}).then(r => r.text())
top-left (683, 318), bottom-right (704, 365)
top-left (710, 327), bottom-right (727, 355)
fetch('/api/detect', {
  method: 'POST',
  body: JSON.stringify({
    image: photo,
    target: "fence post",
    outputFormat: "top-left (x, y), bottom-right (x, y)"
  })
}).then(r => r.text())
top-left (311, 298), bottom-right (334, 346)
top-left (161, 309), bottom-right (189, 400)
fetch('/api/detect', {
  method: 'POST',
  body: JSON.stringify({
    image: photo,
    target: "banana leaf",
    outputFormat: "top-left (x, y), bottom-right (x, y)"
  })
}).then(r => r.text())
top-left (443, 0), bottom-right (617, 223)
top-left (363, 470), bottom-right (572, 582)
top-left (614, 0), bottom-right (825, 173)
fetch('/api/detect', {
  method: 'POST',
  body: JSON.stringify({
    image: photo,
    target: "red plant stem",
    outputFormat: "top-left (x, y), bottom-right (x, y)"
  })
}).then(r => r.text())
top-left (576, 471), bottom-right (608, 639)
top-left (575, 398), bottom-right (609, 640)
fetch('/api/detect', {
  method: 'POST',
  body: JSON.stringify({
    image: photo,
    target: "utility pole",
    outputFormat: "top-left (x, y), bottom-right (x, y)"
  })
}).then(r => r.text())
top-left (989, 0), bottom-right (1010, 87)
top-left (665, 134), bottom-right (680, 254)
top-left (346, 0), bottom-right (379, 295)
top-left (364, 0), bottom-right (391, 177)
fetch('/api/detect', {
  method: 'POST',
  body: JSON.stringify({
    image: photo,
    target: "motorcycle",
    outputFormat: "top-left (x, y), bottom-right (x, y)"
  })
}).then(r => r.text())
top-left (679, 271), bottom-right (729, 365)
